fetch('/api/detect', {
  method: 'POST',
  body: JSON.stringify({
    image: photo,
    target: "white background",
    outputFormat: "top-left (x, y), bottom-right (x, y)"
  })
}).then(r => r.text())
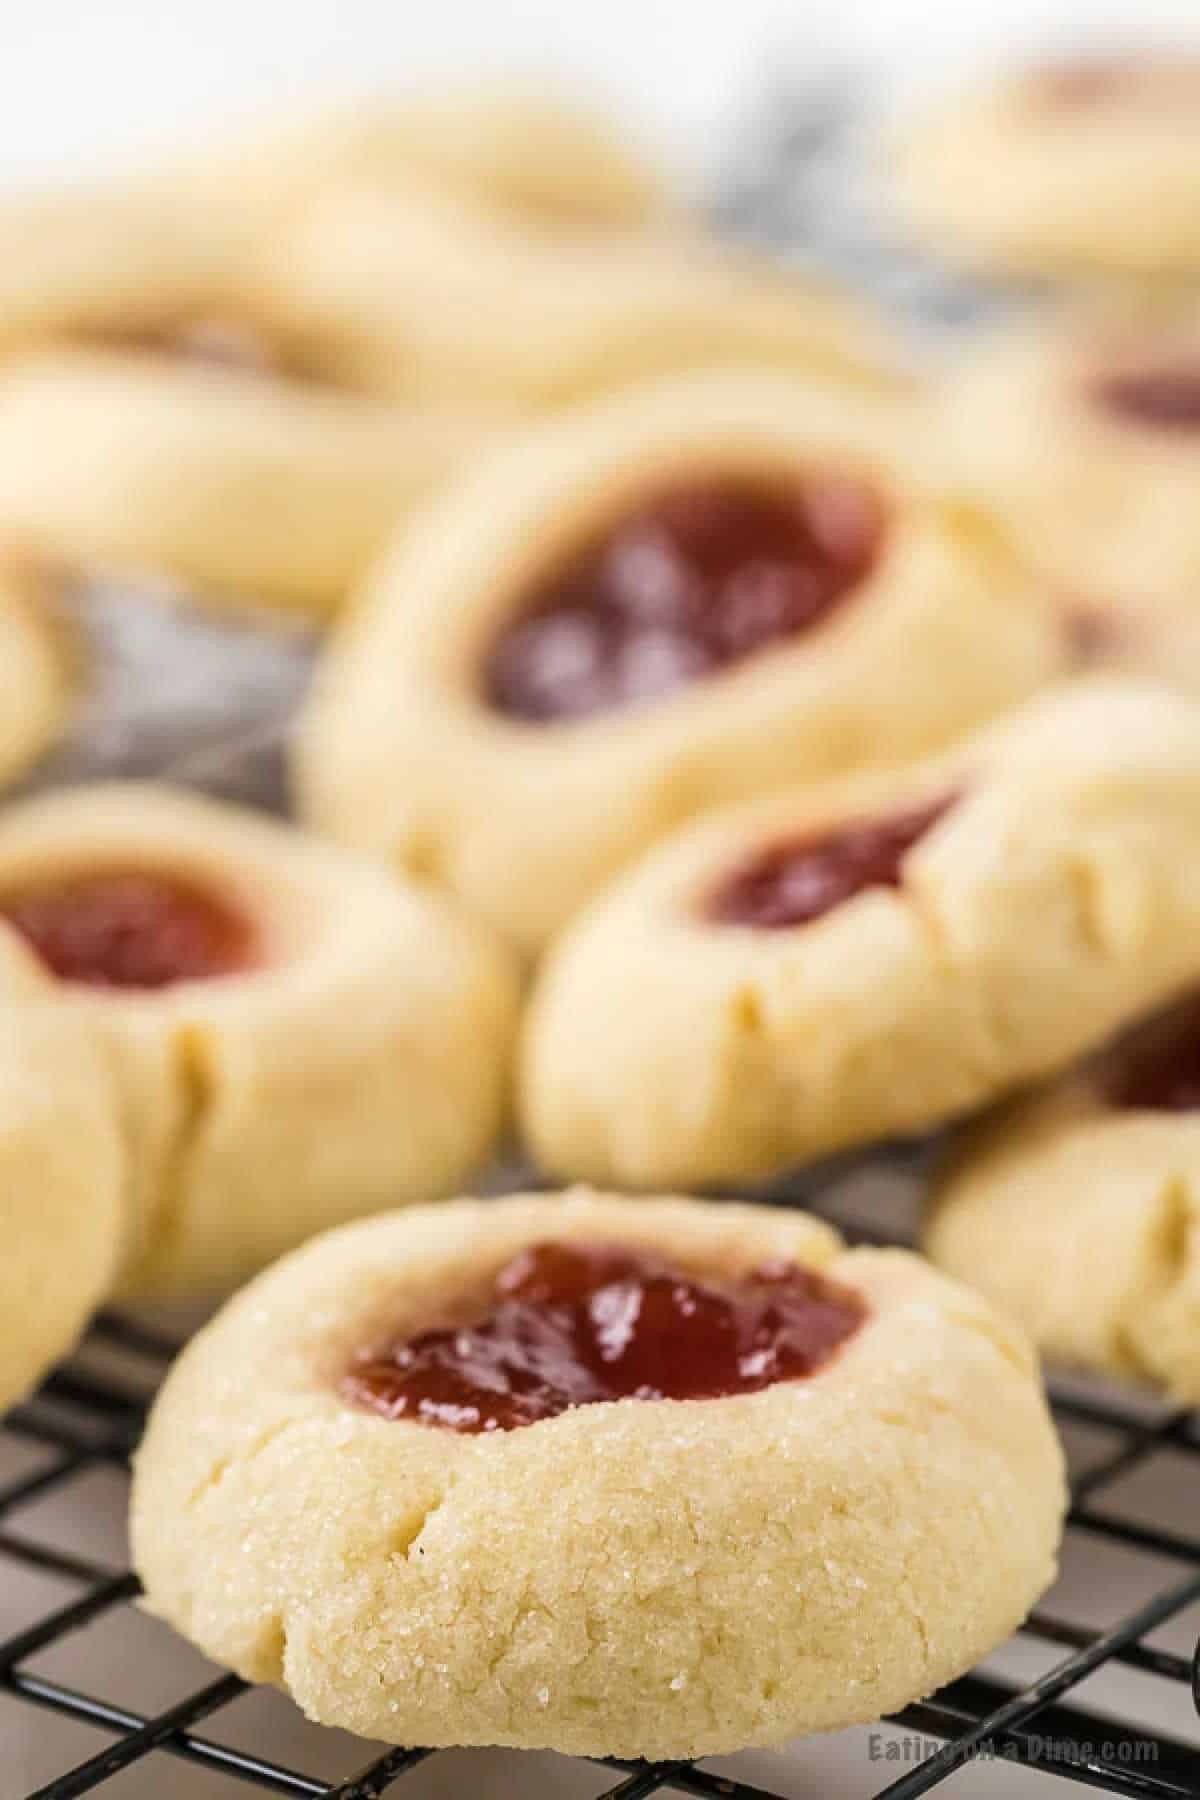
top-left (4, 0), bottom-right (1200, 188)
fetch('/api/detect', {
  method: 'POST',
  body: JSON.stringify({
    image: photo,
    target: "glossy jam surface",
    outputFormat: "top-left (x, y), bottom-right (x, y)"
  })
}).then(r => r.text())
top-left (1092, 366), bottom-right (1200, 433)
top-left (1102, 993), bottom-right (1200, 1113)
top-left (482, 476), bottom-right (885, 723)
top-left (0, 868), bottom-right (255, 990)
top-left (706, 795), bottom-right (955, 930)
top-left (342, 1241), bottom-right (867, 1433)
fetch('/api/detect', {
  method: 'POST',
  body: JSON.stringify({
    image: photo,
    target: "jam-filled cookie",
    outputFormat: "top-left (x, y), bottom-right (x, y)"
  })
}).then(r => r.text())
top-left (927, 989), bottom-right (1200, 1401)
top-left (0, 558), bottom-right (70, 788)
top-left (0, 345), bottom-right (486, 619)
top-left (0, 951), bottom-right (126, 1412)
top-left (204, 83), bottom-right (676, 238)
top-left (0, 783), bottom-right (519, 1300)
top-left (942, 302), bottom-right (1200, 638)
top-left (248, 183), bottom-right (904, 410)
top-left (893, 53), bottom-right (1200, 274)
top-left (297, 371), bottom-right (1064, 952)
top-left (131, 1190), bottom-right (1065, 1759)
top-left (522, 680), bottom-right (1200, 1187)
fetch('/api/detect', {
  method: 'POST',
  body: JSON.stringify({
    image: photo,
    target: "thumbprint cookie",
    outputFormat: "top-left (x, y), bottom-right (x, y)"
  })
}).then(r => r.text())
top-left (521, 680), bottom-right (1200, 1187)
top-left (0, 945), bottom-right (125, 1412)
top-left (927, 988), bottom-right (1200, 1401)
top-left (296, 370), bottom-right (1064, 952)
top-left (247, 182), bottom-right (905, 411)
top-left (0, 173), bottom-right (237, 353)
top-left (131, 1190), bottom-right (1065, 1758)
top-left (942, 302), bottom-right (1200, 638)
top-left (0, 344), bottom-right (487, 620)
top-left (203, 83), bottom-right (678, 239)
top-left (893, 53), bottom-right (1200, 275)
top-left (0, 783), bottom-right (519, 1300)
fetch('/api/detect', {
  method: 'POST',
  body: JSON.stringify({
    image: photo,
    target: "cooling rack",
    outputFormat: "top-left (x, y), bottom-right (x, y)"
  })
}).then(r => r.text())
top-left (2, 62), bottom-right (1199, 1800)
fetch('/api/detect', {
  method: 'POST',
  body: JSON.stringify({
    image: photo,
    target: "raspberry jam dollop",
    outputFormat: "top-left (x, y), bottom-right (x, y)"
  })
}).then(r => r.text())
top-left (341, 1241), bottom-right (867, 1433)
top-left (1102, 992), bottom-right (1200, 1113)
top-left (482, 475), bottom-right (885, 723)
top-left (0, 868), bottom-right (254, 990)
top-left (706, 795), bottom-right (956, 930)
top-left (1092, 366), bottom-right (1200, 433)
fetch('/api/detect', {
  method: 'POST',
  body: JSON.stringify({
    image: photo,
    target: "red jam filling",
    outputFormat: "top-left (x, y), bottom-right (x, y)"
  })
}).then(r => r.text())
top-left (481, 476), bottom-right (885, 723)
top-left (1102, 992), bottom-right (1200, 1113)
top-left (706, 795), bottom-right (955, 930)
top-left (0, 868), bottom-right (254, 990)
top-left (341, 1240), bottom-right (867, 1433)
top-left (1092, 366), bottom-right (1200, 433)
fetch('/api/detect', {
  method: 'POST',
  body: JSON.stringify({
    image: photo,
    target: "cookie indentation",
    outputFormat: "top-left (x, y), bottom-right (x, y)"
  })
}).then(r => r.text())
top-left (1103, 991), bottom-right (1200, 1113)
top-left (342, 1240), bottom-right (866, 1432)
top-left (482, 476), bottom-right (884, 723)
top-left (0, 868), bottom-right (255, 989)
top-left (704, 794), bottom-right (956, 930)
top-left (1092, 366), bottom-right (1200, 433)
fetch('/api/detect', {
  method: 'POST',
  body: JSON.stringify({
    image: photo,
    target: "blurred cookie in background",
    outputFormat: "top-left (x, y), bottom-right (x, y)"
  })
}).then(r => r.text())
top-left (297, 369), bottom-right (1065, 952)
top-left (0, 343), bottom-right (490, 621)
top-left (926, 985), bottom-right (1200, 1403)
top-left (193, 81), bottom-right (683, 241)
top-left (891, 51), bottom-right (1200, 276)
top-left (937, 299), bottom-right (1200, 664)
top-left (246, 179), bottom-right (909, 413)
top-left (0, 174), bottom-right (241, 355)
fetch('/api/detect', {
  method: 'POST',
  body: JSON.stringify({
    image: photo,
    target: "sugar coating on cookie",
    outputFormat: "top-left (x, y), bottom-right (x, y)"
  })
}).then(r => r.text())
top-left (0, 955), bottom-right (126, 1412)
top-left (521, 679), bottom-right (1200, 1187)
top-left (0, 782), bottom-right (520, 1300)
top-left (893, 53), bottom-right (1200, 275)
top-left (927, 987), bottom-right (1200, 1402)
top-left (132, 1190), bottom-right (1065, 1759)
top-left (940, 303), bottom-right (1200, 658)
top-left (297, 369), bottom-right (1064, 951)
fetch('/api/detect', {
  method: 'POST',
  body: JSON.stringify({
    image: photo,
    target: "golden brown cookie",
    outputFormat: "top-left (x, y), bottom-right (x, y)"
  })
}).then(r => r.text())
top-left (296, 369), bottom-right (1066, 952)
top-left (247, 181), bottom-right (906, 411)
top-left (132, 1190), bottom-right (1065, 1758)
top-left (0, 344), bottom-right (486, 619)
top-left (0, 947), bottom-right (126, 1411)
top-left (521, 680), bottom-right (1200, 1188)
top-left (893, 53), bottom-right (1200, 275)
top-left (926, 988), bottom-right (1200, 1401)
top-left (0, 782), bottom-right (520, 1300)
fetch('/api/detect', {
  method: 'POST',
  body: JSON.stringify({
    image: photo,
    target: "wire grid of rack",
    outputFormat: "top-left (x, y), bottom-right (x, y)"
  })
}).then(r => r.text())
top-left (2, 62), bottom-right (1199, 1800)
